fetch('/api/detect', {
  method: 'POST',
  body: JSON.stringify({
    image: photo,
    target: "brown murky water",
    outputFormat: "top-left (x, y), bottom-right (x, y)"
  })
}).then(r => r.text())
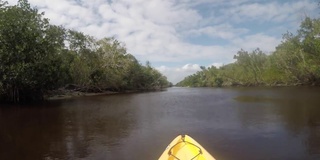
top-left (1, 87), bottom-right (320, 160)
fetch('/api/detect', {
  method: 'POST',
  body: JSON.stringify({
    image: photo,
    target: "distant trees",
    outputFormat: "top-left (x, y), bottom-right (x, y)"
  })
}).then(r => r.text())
top-left (177, 17), bottom-right (320, 87)
top-left (0, 0), bottom-right (170, 103)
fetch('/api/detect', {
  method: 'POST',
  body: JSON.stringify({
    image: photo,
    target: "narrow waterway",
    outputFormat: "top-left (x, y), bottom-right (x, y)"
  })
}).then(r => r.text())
top-left (1, 87), bottom-right (320, 160)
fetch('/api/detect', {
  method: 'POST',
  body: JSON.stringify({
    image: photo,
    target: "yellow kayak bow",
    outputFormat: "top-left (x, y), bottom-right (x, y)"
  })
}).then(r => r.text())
top-left (159, 135), bottom-right (216, 160)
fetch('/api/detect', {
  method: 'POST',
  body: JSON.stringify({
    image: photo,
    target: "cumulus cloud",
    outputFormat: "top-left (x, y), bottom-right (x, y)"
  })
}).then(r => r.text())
top-left (232, 33), bottom-right (281, 52)
top-left (157, 63), bottom-right (229, 84)
top-left (209, 63), bottom-right (224, 68)
top-left (225, 1), bottom-right (317, 23)
top-left (157, 64), bottom-right (202, 84)
top-left (5, 0), bottom-right (318, 83)
top-left (187, 24), bottom-right (249, 40)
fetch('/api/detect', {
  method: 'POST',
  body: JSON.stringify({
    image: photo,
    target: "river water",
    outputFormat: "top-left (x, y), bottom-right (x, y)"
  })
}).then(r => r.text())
top-left (1, 87), bottom-right (320, 160)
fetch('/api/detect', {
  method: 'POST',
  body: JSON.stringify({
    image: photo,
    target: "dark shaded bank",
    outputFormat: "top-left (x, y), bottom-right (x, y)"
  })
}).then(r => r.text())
top-left (220, 81), bottom-right (320, 87)
top-left (45, 84), bottom-right (168, 100)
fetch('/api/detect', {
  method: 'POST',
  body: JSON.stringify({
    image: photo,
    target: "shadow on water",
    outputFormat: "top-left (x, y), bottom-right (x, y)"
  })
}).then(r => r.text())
top-left (0, 95), bottom-right (137, 160)
top-left (233, 87), bottom-right (320, 159)
top-left (0, 101), bottom-right (67, 159)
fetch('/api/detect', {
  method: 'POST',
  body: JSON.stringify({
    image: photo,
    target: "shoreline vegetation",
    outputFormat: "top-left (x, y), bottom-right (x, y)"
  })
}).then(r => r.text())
top-left (46, 84), bottom-right (167, 100)
top-left (177, 17), bottom-right (320, 88)
top-left (0, 0), bottom-right (171, 104)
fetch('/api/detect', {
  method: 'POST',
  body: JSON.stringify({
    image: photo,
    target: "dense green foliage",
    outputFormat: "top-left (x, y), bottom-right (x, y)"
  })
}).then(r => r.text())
top-left (0, 0), bottom-right (169, 103)
top-left (177, 17), bottom-right (320, 87)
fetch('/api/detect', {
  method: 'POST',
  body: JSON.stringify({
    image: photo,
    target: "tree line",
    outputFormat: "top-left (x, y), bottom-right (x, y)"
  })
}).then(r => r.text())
top-left (177, 17), bottom-right (320, 87)
top-left (0, 0), bottom-right (170, 103)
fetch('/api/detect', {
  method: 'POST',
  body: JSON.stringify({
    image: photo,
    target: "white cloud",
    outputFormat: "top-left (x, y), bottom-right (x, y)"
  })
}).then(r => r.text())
top-left (157, 63), bottom-right (229, 84)
top-left (157, 64), bottom-right (202, 84)
top-left (226, 1), bottom-right (317, 23)
top-left (181, 64), bottom-right (201, 71)
top-left (187, 24), bottom-right (248, 40)
top-left (4, 0), bottom-right (318, 83)
top-left (232, 33), bottom-right (281, 52)
top-left (209, 63), bottom-right (224, 68)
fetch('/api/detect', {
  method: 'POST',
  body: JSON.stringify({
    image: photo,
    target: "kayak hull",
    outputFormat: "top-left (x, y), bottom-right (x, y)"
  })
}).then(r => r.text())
top-left (159, 135), bottom-right (216, 160)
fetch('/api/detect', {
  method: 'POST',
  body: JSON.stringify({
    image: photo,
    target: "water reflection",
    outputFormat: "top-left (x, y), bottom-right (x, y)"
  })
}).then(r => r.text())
top-left (0, 94), bottom-right (137, 160)
top-left (234, 87), bottom-right (320, 158)
top-left (1, 87), bottom-right (320, 160)
top-left (0, 104), bottom-right (67, 159)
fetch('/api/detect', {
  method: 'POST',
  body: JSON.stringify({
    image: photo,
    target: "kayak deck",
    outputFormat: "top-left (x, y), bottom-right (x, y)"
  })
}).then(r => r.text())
top-left (159, 135), bottom-right (216, 160)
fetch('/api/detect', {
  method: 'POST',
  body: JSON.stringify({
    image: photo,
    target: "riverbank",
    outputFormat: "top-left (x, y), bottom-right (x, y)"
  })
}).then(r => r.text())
top-left (179, 81), bottom-right (320, 88)
top-left (46, 90), bottom-right (118, 100)
top-left (45, 84), bottom-right (166, 100)
top-left (220, 81), bottom-right (320, 87)
top-left (222, 82), bottom-right (297, 87)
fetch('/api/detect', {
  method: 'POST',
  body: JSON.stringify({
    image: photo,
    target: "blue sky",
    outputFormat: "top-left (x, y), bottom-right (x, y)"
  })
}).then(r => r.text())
top-left (7, 0), bottom-right (319, 83)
